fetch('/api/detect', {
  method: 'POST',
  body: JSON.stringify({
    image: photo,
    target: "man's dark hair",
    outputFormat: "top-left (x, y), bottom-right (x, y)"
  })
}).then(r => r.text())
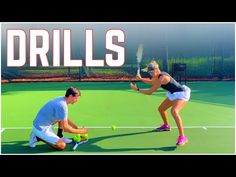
top-left (65, 87), bottom-right (81, 97)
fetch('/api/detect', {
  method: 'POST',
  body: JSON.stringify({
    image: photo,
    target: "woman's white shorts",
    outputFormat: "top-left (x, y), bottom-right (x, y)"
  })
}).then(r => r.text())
top-left (167, 85), bottom-right (191, 101)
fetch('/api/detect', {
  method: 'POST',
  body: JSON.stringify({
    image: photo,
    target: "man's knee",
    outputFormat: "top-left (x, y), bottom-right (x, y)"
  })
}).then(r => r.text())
top-left (158, 106), bottom-right (165, 113)
top-left (55, 140), bottom-right (66, 150)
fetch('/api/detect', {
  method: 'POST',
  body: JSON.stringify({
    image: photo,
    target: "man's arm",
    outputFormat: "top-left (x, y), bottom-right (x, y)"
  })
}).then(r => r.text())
top-left (60, 119), bottom-right (87, 134)
top-left (68, 118), bottom-right (78, 129)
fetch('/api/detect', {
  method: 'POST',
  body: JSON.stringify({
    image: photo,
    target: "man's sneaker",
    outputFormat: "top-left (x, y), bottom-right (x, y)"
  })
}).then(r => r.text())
top-left (61, 137), bottom-right (73, 144)
top-left (176, 136), bottom-right (188, 146)
top-left (153, 124), bottom-right (171, 132)
top-left (29, 132), bottom-right (37, 148)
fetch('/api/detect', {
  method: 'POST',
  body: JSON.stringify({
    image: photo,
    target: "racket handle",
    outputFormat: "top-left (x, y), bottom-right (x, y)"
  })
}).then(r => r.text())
top-left (137, 63), bottom-right (140, 76)
top-left (73, 143), bottom-right (79, 151)
top-left (137, 68), bottom-right (140, 76)
top-left (72, 140), bottom-right (88, 151)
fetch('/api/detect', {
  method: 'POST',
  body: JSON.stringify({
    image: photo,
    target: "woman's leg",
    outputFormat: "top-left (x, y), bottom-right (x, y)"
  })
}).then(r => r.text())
top-left (170, 99), bottom-right (187, 136)
top-left (158, 98), bottom-right (174, 125)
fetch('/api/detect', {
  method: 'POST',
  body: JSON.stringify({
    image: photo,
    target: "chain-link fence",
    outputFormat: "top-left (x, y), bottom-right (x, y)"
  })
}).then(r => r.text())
top-left (1, 56), bottom-right (234, 82)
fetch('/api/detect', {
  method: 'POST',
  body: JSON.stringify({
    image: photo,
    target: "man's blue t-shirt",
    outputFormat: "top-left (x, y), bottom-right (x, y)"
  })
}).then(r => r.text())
top-left (33, 96), bottom-right (68, 131)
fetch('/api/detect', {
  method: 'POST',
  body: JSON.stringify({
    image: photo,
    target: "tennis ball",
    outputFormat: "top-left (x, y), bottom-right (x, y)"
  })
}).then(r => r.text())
top-left (111, 125), bottom-right (117, 130)
top-left (80, 133), bottom-right (89, 139)
top-left (73, 134), bottom-right (81, 142)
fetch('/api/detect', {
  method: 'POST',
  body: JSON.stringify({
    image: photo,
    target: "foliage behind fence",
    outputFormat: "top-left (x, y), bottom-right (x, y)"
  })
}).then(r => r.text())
top-left (1, 56), bottom-right (235, 81)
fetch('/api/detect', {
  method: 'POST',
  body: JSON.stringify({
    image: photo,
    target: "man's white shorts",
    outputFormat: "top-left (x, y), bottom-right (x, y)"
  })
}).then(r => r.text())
top-left (167, 85), bottom-right (191, 101)
top-left (32, 125), bottom-right (60, 145)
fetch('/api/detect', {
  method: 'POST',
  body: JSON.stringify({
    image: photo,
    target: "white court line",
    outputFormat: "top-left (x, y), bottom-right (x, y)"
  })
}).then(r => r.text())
top-left (1, 126), bottom-right (234, 130)
top-left (1, 128), bottom-right (5, 133)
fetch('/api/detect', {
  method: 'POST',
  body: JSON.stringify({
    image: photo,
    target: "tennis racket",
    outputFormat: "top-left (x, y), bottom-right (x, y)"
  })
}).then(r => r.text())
top-left (72, 139), bottom-right (88, 151)
top-left (136, 44), bottom-right (143, 76)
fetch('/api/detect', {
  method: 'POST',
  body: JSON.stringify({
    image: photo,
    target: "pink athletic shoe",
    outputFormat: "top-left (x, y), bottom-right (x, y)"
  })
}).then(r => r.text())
top-left (154, 124), bottom-right (171, 132)
top-left (176, 136), bottom-right (188, 146)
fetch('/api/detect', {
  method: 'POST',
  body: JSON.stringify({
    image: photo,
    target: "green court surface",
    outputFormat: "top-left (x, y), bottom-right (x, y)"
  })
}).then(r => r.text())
top-left (1, 81), bottom-right (235, 154)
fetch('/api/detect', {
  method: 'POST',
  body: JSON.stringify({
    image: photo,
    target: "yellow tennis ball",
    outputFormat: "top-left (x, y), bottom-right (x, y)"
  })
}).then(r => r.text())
top-left (80, 133), bottom-right (89, 139)
top-left (111, 125), bottom-right (117, 130)
top-left (73, 134), bottom-right (81, 142)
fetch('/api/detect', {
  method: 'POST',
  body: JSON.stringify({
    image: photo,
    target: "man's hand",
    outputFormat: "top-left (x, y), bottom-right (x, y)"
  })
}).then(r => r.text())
top-left (79, 127), bottom-right (88, 134)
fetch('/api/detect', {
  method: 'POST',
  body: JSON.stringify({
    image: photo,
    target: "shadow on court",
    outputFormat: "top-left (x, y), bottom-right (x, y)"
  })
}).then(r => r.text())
top-left (66, 130), bottom-right (177, 153)
top-left (1, 141), bottom-right (57, 154)
top-left (1, 130), bottom-right (176, 154)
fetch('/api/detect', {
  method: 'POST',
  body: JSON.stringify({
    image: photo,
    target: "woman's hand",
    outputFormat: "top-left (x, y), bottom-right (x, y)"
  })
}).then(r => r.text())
top-left (136, 73), bottom-right (142, 80)
top-left (130, 83), bottom-right (139, 91)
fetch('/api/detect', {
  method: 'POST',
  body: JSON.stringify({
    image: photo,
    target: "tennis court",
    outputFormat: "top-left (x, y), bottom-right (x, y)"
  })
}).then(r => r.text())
top-left (1, 81), bottom-right (234, 154)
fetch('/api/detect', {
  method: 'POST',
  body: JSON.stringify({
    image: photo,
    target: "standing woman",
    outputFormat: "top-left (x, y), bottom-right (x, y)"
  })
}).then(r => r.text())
top-left (130, 60), bottom-right (191, 146)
